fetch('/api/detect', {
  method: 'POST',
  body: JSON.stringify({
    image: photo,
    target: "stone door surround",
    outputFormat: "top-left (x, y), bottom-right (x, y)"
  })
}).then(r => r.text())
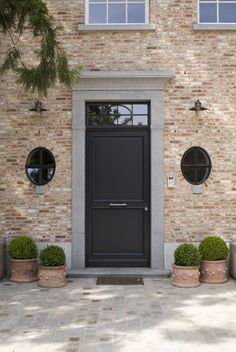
top-left (72, 71), bottom-right (174, 272)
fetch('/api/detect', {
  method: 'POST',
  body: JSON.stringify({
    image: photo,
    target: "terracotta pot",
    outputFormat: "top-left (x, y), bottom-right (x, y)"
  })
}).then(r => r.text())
top-left (172, 264), bottom-right (200, 288)
top-left (38, 265), bottom-right (67, 288)
top-left (200, 260), bottom-right (229, 284)
top-left (10, 258), bottom-right (38, 283)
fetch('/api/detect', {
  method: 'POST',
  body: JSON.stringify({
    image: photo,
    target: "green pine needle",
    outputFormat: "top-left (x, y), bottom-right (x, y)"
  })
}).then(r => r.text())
top-left (0, 0), bottom-right (81, 96)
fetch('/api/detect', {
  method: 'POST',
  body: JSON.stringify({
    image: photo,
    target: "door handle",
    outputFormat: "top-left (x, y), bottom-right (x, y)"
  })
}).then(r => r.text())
top-left (109, 203), bottom-right (128, 208)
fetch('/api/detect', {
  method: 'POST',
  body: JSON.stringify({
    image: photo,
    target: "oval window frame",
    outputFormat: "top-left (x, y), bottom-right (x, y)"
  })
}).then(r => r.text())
top-left (25, 147), bottom-right (56, 186)
top-left (181, 147), bottom-right (212, 185)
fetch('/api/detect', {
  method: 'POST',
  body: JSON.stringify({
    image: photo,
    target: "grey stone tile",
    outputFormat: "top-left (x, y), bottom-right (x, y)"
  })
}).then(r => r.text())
top-left (0, 278), bottom-right (236, 351)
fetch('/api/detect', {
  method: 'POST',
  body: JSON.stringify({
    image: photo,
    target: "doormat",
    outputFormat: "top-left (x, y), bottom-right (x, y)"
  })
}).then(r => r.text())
top-left (96, 276), bottom-right (144, 285)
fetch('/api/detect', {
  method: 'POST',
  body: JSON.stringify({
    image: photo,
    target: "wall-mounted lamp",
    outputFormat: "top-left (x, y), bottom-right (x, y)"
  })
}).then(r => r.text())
top-left (189, 100), bottom-right (207, 112)
top-left (29, 100), bottom-right (48, 115)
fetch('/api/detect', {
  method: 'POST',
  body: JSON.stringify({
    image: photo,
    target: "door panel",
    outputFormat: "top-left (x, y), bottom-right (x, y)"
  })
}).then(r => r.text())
top-left (92, 209), bottom-right (144, 254)
top-left (93, 136), bottom-right (143, 200)
top-left (86, 129), bottom-right (150, 267)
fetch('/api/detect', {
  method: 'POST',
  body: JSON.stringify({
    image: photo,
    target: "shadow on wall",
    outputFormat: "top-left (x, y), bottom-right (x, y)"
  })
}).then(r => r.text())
top-left (0, 238), bottom-right (7, 278)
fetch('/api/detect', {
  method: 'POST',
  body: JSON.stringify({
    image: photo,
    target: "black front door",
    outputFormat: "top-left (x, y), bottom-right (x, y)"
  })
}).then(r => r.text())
top-left (86, 103), bottom-right (150, 267)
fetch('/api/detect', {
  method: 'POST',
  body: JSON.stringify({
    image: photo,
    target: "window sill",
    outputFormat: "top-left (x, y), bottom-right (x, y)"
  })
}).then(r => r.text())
top-left (78, 24), bottom-right (156, 32)
top-left (193, 23), bottom-right (236, 31)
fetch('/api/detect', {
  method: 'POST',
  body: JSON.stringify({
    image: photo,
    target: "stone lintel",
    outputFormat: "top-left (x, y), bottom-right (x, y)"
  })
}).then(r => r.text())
top-left (74, 71), bottom-right (175, 92)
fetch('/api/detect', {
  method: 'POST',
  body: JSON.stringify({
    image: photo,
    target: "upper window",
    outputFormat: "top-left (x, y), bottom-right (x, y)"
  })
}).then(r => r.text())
top-left (181, 147), bottom-right (212, 185)
top-left (86, 103), bottom-right (150, 126)
top-left (25, 147), bottom-right (56, 186)
top-left (199, 0), bottom-right (236, 23)
top-left (87, 0), bottom-right (148, 24)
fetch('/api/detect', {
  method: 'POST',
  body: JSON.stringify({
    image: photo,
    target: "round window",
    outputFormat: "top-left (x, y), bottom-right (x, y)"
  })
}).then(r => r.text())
top-left (25, 147), bottom-right (56, 186)
top-left (181, 147), bottom-right (211, 185)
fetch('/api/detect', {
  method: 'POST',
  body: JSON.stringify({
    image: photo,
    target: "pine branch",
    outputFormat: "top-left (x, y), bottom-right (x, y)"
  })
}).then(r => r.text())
top-left (0, 0), bottom-right (81, 96)
top-left (0, 45), bottom-right (21, 73)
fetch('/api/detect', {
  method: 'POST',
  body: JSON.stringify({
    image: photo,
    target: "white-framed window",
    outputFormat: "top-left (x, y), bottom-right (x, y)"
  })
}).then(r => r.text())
top-left (199, 0), bottom-right (236, 23)
top-left (86, 0), bottom-right (149, 25)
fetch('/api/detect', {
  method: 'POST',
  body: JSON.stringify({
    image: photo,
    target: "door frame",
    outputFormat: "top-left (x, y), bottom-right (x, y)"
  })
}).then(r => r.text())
top-left (72, 71), bottom-right (174, 271)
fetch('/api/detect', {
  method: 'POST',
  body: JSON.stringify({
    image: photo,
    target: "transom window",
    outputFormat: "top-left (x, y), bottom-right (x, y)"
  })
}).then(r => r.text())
top-left (25, 147), bottom-right (56, 186)
top-left (181, 147), bottom-right (212, 185)
top-left (199, 0), bottom-right (236, 23)
top-left (86, 103), bottom-right (150, 126)
top-left (87, 0), bottom-right (148, 24)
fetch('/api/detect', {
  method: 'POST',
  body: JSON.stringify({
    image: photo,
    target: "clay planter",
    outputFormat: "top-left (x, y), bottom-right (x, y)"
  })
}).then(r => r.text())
top-left (38, 266), bottom-right (67, 288)
top-left (10, 258), bottom-right (38, 283)
top-left (172, 264), bottom-right (200, 288)
top-left (200, 260), bottom-right (229, 284)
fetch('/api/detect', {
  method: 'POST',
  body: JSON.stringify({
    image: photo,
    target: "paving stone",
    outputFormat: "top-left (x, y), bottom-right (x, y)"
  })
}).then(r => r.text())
top-left (0, 278), bottom-right (236, 351)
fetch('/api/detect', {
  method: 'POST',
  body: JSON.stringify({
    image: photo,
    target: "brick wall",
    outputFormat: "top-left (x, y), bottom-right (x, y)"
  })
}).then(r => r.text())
top-left (0, 0), bottom-right (236, 243)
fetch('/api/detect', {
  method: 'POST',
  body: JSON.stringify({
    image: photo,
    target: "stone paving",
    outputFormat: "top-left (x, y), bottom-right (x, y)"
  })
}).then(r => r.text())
top-left (0, 278), bottom-right (236, 352)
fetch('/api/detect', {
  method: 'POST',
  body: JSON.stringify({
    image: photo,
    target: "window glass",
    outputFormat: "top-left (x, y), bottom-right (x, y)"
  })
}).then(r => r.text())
top-left (42, 168), bottom-right (54, 184)
top-left (108, 4), bottom-right (126, 23)
top-left (132, 104), bottom-right (148, 114)
top-left (27, 168), bottom-right (40, 184)
top-left (42, 149), bottom-right (54, 165)
top-left (128, 4), bottom-right (145, 23)
top-left (89, 4), bottom-right (106, 24)
top-left (117, 105), bottom-right (132, 114)
top-left (182, 167), bottom-right (196, 184)
top-left (196, 148), bottom-right (208, 164)
top-left (199, 0), bottom-right (236, 23)
top-left (119, 116), bottom-right (132, 125)
top-left (182, 148), bottom-right (195, 165)
top-left (133, 115), bottom-right (148, 126)
top-left (197, 167), bottom-right (210, 184)
top-left (88, 0), bottom-right (147, 24)
top-left (181, 147), bottom-right (211, 185)
top-left (200, 3), bottom-right (217, 23)
top-left (219, 3), bottom-right (236, 22)
top-left (87, 103), bottom-right (149, 126)
top-left (29, 149), bottom-right (41, 166)
top-left (26, 148), bottom-right (56, 186)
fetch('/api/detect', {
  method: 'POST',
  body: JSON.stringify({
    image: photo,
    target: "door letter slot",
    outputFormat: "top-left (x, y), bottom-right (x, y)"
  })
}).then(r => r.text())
top-left (109, 203), bottom-right (128, 208)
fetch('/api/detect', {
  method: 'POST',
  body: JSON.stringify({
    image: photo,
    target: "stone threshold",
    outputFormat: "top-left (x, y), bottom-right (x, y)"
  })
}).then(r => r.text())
top-left (67, 268), bottom-right (170, 278)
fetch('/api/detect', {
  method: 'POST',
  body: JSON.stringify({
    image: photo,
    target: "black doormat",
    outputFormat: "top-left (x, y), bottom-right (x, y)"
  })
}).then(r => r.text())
top-left (96, 276), bottom-right (144, 285)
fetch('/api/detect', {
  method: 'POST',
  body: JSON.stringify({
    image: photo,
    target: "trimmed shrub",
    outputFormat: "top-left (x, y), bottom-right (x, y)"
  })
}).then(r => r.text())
top-left (174, 243), bottom-right (201, 267)
top-left (40, 245), bottom-right (66, 267)
top-left (8, 236), bottom-right (38, 259)
top-left (199, 236), bottom-right (229, 261)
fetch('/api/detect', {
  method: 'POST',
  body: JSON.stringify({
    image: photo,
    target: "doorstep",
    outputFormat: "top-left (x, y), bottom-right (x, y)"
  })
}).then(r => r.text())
top-left (67, 268), bottom-right (170, 278)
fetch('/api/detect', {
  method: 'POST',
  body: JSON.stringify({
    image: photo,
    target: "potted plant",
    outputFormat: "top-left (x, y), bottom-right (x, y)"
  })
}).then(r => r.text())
top-left (172, 243), bottom-right (201, 288)
top-left (38, 245), bottom-right (67, 288)
top-left (8, 236), bottom-right (38, 282)
top-left (199, 236), bottom-right (229, 284)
